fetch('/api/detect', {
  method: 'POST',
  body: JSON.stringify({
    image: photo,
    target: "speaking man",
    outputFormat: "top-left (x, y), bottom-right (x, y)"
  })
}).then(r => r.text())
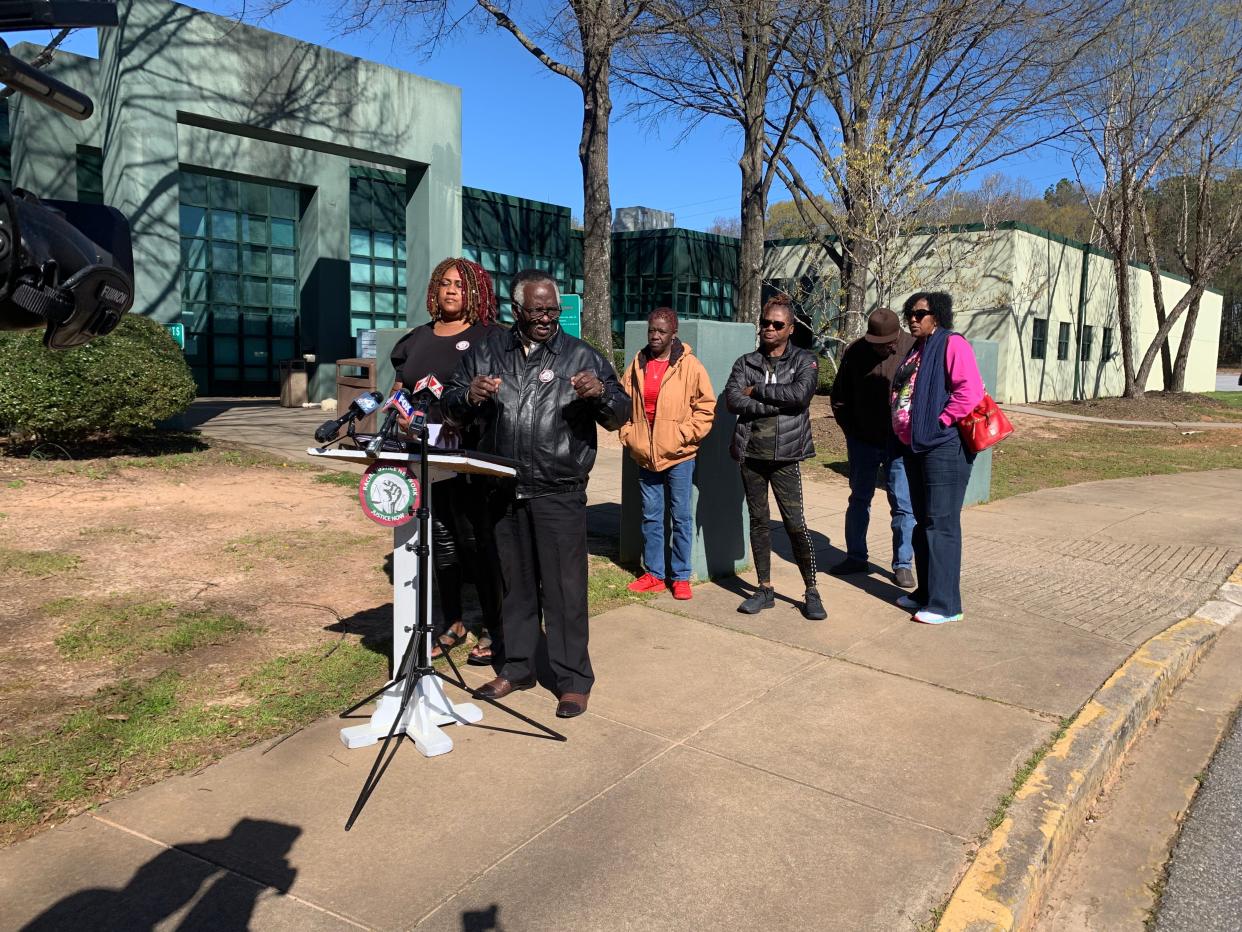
top-left (442, 269), bottom-right (629, 718)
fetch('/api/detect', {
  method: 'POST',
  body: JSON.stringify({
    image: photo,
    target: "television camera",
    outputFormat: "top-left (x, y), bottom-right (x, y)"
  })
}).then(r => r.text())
top-left (0, 1), bottom-right (135, 349)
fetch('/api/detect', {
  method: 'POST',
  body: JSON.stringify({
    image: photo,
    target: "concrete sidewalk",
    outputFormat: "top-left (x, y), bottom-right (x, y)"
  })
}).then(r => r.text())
top-left (3, 403), bottom-right (1240, 931)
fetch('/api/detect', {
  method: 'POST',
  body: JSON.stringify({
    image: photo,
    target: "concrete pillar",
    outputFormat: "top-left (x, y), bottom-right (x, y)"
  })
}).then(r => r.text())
top-left (620, 320), bottom-right (757, 581)
top-left (964, 338), bottom-right (999, 506)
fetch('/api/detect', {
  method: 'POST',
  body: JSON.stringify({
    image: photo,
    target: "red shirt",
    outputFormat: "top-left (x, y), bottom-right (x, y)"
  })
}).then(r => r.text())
top-left (643, 358), bottom-right (670, 424)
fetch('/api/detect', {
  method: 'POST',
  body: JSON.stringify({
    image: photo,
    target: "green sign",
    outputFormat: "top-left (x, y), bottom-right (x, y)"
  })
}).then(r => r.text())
top-left (560, 294), bottom-right (582, 338)
top-left (165, 322), bottom-right (185, 349)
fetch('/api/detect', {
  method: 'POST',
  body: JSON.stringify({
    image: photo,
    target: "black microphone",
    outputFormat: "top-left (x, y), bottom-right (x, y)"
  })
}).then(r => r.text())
top-left (314, 390), bottom-right (383, 444)
top-left (366, 388), bottom-right (413, 455)
top-left (406, 374), bottom-right (444, 437)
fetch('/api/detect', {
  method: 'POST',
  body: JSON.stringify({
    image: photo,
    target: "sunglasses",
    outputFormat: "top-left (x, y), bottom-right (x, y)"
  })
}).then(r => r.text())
top-left (908, 310), bottom-right (933, 321)
top-left (758, 318), bottom-right (788, 331)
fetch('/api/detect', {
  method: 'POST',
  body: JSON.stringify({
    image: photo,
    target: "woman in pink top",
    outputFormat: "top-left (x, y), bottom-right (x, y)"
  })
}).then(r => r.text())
top-left (889, 292), bottom-right (984, 625)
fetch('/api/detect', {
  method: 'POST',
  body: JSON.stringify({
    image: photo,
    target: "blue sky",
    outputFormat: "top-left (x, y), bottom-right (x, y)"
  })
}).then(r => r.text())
top-left (5, 3), bottom-right (1079, 230)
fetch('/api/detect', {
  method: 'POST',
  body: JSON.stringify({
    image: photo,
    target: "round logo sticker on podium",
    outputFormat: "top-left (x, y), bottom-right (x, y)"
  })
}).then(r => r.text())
top-left (358, 462), bottom-right (420, 526)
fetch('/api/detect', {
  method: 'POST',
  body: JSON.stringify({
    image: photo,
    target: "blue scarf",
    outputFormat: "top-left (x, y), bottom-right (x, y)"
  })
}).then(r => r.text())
top-left (907, 328), bottom-right (958, 453)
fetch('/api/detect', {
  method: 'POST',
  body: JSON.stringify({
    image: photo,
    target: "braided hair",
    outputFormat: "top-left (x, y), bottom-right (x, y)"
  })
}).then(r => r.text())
top-left (426, 257), bottom-right (498, 325)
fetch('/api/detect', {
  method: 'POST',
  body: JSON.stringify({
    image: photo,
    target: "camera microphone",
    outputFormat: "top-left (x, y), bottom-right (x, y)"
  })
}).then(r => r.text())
top-left (365, 388), bottom-right (414, 456)
top-left (314, 390), bottom-right (383, 444)
top-left (406, 375), bottom-right (444, 437)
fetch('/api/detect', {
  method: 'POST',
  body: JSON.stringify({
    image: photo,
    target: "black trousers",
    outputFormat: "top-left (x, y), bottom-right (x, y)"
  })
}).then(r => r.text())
top-left (491, 489), bottom-right (593, 695)
top-left (740, 458), bottom-right (818, 589)
top-left (432, 476), bottom-right (503, 641)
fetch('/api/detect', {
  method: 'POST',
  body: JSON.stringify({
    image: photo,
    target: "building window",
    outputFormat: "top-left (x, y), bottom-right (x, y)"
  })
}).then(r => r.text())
top-left (1031, 318), bottom-right (1048, 359)
top-left (461, 246), bottom-right (568, 323)
top-left (1102, 327), bottom-right (1113, 360)
top-left (1080, 324), bottom-right (1093, 361)
top-left (76, 146), bottom-right (104, 204)
top-left (178, 169), bottom-right (300, 393)
top-left (1057, 322), bottom-right (1071, 360)
top-left (349, 168), bottom-right (408, 336)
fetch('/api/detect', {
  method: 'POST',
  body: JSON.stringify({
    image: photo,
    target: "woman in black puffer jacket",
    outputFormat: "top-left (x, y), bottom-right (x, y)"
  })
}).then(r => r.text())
top-left (725, 296), bottom-right (825, 621)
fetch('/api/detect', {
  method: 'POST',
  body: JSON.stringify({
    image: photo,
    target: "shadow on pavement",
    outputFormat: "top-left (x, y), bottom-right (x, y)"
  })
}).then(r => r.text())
top-left (20, 818), bottom-right (300, 932)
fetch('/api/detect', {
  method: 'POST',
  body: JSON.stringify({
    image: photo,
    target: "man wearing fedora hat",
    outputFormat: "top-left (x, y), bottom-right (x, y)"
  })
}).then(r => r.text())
top-left (829, 307), bottom-right (917, 588)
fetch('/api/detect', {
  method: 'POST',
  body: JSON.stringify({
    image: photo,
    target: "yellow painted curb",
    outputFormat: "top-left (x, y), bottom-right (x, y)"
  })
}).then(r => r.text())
top-left (937, 607), bottom-right (1231, 932)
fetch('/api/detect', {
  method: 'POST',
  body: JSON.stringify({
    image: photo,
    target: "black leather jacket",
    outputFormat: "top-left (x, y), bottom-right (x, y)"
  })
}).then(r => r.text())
top-left (725, 344), bottom-right (819, 462)
top-left (442, 325), bottom-right (630, 499)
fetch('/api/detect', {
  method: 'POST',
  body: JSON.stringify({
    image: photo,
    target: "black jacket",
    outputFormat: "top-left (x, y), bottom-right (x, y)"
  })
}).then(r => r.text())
top-left (830, 332), bottom-right (915, 447)
top-left (442, 325), bottom-right (630, 499)
top-left (724, 344), bottom-right (819, 462)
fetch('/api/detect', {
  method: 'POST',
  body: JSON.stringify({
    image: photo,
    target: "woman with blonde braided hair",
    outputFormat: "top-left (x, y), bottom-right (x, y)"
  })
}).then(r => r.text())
top-left (389, 257), bottom-right (503, 664)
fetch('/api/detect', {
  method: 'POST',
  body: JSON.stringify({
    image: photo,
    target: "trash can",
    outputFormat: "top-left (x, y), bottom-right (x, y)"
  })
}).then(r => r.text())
top-left (279, 359), bottom-right (308, 407)
top-left (336, 357), bottom-right (378, 432)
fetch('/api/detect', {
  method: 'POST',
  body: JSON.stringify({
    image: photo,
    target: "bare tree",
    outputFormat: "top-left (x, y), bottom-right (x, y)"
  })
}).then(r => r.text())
top-left (262, 0), bottom-right (654, 354)
top-left (618, 0), bottom-right (813, 321)
top-left (1138, 122), bottom-right (1242, 391)
top-left (1065, 0), bottom-right (1242, 396)
top-left (773, 0), bottom-right (1105, 341)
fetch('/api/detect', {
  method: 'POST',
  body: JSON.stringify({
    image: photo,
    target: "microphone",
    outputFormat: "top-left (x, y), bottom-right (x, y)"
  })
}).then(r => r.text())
top-left (314, 390), bottom-right (383, 444)
top-left (406, 375), bottom-right (444, 437)
top-left (366, 388), bottom-right (414, 455)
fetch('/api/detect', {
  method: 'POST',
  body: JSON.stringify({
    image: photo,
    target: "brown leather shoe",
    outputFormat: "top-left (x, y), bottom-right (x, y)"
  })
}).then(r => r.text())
top-left (474, 675), bottom-right (535, 700)
top-left (556, 692), bottom-right (589, 718)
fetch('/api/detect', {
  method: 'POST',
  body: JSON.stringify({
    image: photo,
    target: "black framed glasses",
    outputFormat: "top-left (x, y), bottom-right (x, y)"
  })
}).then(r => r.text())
top-left (518, 305), bottom-right (562, 320)
top-left (758, 318), bottom-right (788, 331)
top-left (908, 310), bottom-right (933, 321)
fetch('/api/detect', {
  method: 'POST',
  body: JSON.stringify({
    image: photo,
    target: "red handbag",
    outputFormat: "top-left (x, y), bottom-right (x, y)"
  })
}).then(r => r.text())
top-left (958, 393), bottom-right (1014, 453)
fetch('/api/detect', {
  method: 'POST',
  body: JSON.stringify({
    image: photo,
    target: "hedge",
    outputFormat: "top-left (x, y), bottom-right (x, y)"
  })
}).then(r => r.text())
top-left (0, 316), bottom-right (197, 441)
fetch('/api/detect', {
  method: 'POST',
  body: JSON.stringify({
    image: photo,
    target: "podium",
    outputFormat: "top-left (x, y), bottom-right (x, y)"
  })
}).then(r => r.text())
top-left (307, 445), bottom-right (517, 757)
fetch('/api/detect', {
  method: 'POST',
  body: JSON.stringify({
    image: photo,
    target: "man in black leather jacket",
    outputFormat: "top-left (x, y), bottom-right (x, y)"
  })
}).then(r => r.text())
top-left (442, 270), bottom-right (629, 718)
top-left (725, 296), bottom-right (826, 621)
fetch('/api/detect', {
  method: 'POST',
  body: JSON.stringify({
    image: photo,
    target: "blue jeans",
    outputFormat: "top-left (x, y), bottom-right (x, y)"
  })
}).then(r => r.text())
top-left (845, 436), bottom-right (914, 570)
top-left (903, 434), bottom-right (974, 616)
top-left (639, 459), bottom-right (696, 581)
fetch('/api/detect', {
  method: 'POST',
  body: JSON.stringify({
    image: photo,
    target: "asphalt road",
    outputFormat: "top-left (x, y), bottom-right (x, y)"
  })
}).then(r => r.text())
top-left (1156, 706), bottom-right (1242, 931)
top-left (1217, 371), bottom-right (1242, 391)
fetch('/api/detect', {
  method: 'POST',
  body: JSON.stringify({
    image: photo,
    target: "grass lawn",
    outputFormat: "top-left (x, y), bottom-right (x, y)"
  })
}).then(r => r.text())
top-left (990, 418), bottom-right (1242, 500)
top-left (1027, 391), bottom-right (1242, 423)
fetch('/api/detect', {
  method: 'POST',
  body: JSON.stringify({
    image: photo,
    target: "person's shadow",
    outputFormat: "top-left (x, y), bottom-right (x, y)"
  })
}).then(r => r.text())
top-left (21, 818), bottom-right (300, 931)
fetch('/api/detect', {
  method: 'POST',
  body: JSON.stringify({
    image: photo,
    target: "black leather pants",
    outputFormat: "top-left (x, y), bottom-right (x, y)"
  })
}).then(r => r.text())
top-left (740, 458), bottom-right (818, 589)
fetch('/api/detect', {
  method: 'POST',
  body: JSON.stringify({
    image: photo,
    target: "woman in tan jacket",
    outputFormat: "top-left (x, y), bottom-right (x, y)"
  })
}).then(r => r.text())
top-left (618, 308), bottom-right (716, 599)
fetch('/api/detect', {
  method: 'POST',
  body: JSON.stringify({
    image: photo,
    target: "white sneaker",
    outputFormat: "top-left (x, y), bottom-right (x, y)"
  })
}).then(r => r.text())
top-left (913, 610), bottom-right (963, 625)
top-left (896, 595), bottom-right (923, 612)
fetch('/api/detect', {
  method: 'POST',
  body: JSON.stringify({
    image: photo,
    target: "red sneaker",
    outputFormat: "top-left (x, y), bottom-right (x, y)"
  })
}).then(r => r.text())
top-left (671, 580), bottom-right (693, 600)
top-left (627, 572), bottom-right (667, 593)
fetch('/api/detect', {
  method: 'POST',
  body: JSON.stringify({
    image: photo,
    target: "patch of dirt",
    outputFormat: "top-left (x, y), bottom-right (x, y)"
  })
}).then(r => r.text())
top-left (0, 458), bottom-right (393, 741)
top-left (1029, 392), bottom-right (1242, 423)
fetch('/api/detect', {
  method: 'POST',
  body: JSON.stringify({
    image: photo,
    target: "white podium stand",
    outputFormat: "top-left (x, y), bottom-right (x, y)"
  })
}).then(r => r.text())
top-left (307, 446), bottom-right (517, 757)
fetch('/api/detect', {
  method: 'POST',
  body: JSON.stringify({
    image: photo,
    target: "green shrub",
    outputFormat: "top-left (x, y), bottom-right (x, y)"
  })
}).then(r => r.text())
top-left (816, 353), bottom-right (839, 395)
top-left (0, 316), bottom-right (196, 441)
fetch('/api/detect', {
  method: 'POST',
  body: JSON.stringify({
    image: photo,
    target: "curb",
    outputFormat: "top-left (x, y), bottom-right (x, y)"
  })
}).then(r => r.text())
top-left (938, 566), bottom-right (1242, 932)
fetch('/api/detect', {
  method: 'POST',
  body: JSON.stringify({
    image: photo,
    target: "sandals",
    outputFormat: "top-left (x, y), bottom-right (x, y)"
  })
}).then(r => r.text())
top-left (430, 624), bottom-right (469, 660)
top-left (467, 635), bottom-right (497, 666)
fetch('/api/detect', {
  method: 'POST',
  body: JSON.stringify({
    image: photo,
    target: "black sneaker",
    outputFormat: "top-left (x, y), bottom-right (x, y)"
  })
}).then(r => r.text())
top-left (738, 587), bottom-right (775, 614)
top-left (802, 587), bottom-right (827, 621)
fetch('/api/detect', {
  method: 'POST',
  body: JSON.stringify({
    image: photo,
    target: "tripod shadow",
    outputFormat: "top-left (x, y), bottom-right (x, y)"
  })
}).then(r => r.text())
top-left (20, 818), bottom-right (300, 932)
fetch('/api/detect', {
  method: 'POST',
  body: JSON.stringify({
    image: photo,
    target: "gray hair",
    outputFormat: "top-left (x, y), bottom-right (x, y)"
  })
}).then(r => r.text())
top-left (511, 269), bottom-right (561, 309)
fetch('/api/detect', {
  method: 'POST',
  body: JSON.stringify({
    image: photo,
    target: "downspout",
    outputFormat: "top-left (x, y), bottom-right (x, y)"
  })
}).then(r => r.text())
top-left (1074, 242), bottom-right (1090, 401)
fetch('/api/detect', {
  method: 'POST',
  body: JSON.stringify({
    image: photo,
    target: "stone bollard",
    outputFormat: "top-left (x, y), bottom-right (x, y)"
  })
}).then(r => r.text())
top-left (964, 337), bottom-right (999, 507)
